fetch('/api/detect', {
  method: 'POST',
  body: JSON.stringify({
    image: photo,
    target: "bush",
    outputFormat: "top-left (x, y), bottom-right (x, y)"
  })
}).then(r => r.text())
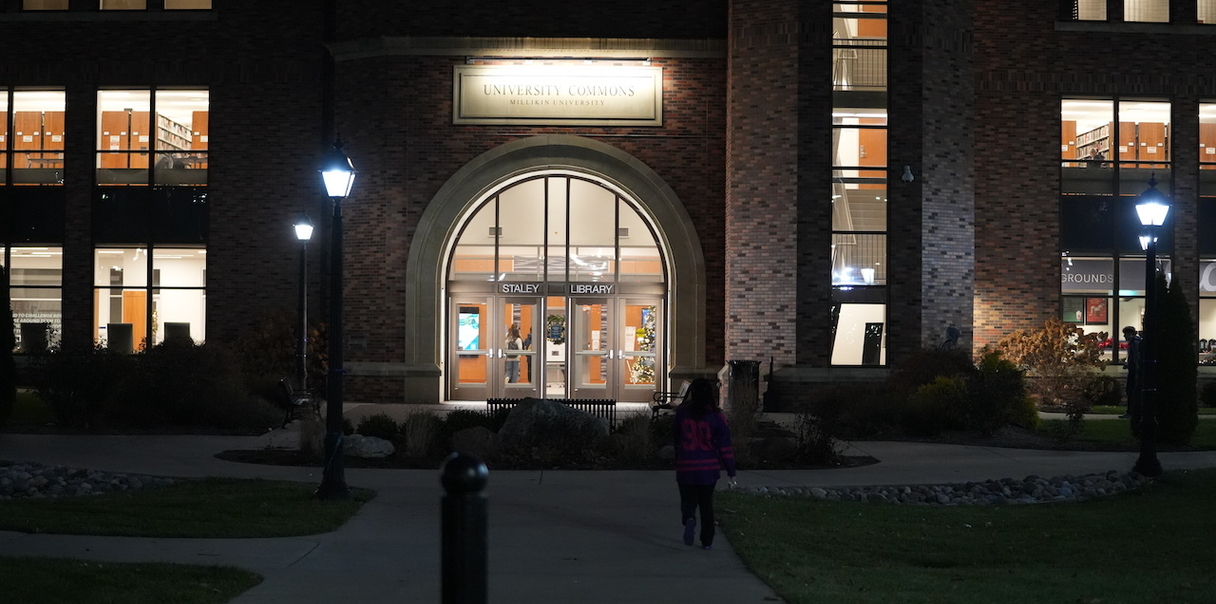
top-left (1080, 375), bottom-right (1123, 409)
top-left (402, 411), bottom-right (442, 457)
top-left (793, 397), bottom-right (842, 464)
top-left (35, 344), bottom-right (136, 429)
top-left (650, 412), bottom-right (675, 447)
top-left (903, 376), bottom-right (968, 437)
top-left (887, 347), bottom-right (978, 402)
top-left (110, 340), bottom-right (279, 431)
top-left (808, 384), bottom-right (900, 439)
top-left (355, 413), bottom-right (400, 441)
top-left (497, 412), bottom-right (606, 467)
top-left (1008, 396), bottom-right (1041, 430)
top-left (440, 408), bottom-right (509, 436)
top-left (614, 413), bottom-right (653, 463)
top-left (993, 317), bottom-right (1104, 410)
top-left (1200, 381), bottom-right (1216, 408)
top-left (965, 351), bottom-right (1027, 436)
top-left (1154, 271), bottom-right (1199, 445)
top-left (0, 264), bottom-right (14, 427)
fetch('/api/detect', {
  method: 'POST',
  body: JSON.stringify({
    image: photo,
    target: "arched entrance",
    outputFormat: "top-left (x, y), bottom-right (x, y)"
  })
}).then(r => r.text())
top-left (446, 171), bottom-right (666, 402)
top-left (402, 135), bottom-right (705, 404)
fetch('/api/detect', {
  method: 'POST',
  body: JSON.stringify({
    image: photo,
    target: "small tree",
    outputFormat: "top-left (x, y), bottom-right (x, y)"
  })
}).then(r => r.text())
top-left (994, 317), bottom-right (1105, 440)
top-left (0, 265), bottom-right (15, 426)
top-left (1153, 272), bottom-right (1198, 445)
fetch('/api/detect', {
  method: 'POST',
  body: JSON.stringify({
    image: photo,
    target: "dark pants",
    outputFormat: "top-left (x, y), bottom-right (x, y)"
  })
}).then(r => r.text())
top-left (678, 482), bottom-right (718, 546)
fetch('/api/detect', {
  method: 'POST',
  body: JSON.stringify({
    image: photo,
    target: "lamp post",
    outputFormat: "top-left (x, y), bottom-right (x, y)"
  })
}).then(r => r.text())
top-left (294, 214), bottom-right (314, 393)
top-left (315, 139), bottom-right (356, 501)
top-left (1133, 176), bottom-right (1169, 478)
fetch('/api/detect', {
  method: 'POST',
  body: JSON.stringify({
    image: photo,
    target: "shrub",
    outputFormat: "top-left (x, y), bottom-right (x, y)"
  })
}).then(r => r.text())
top-left (650, 412), bottom-right (675, 447)
top-left (0, 264), bottom-right (15, 427)
top-left (441, 408), bottom-right (510, 436)
top-left (1008, 396), bottom-right (1041, 430)
top-left (808, 383), bottom-right (900, 438)
top-left (110, 340), bottom-right (279, 431)
top-left (993, 317), bottom-right (1104, 410)
top-left (886, 347), bottom-right (978, 403)
top-left (402, 411), bottom-right (442, 457)
top-left (497, 412), bottom-right (606, 467)
top-left (35, 344), bottom-right (136, 429)
top-left (793, 397), bottom-right (842, 464)
top-left (1080, 374), bottom-right (1123, 409)
top-left (1200, 381), bottom-right (1216, 408)
top-left (355, 413), bottom-right (400, 442)
top-left (614, 413), bottom-right (653, 463)
top-left (965, 351), bottom-right (1027, 436)
top-left (1154, 271), bottom-right (1199, 445)
top-left (903, 376), bottom-right (968, 437)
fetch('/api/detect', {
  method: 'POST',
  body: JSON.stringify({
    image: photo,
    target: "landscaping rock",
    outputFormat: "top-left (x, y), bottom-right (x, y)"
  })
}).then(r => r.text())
top-left (0, 462), bottom-right (177, 500)
top-left (736, 470), bottom-right (1156, 506)
top-left (452, 426), bottom-right (498, 459)
top-left (496, 398), bottom-right (610, 449)
top-left (343, 434), bottom-right (396, 458)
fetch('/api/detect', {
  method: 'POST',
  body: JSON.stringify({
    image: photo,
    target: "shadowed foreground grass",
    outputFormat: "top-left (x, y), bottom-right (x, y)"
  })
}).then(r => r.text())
top-left (719, 468), bottom-right (1216, 604)
top-left (0, 477), bottom-right (374, 537)
top-left (0, 557), bottom-right (262, 604)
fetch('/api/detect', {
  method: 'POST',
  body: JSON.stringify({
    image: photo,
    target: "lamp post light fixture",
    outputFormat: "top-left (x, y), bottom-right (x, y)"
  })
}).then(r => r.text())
top-left (294, 213), bottom-right (314, 393)
top-left (315, 139), bottom-right (356, 501)
top-left (1133, 175), bottom-right (1169, 478)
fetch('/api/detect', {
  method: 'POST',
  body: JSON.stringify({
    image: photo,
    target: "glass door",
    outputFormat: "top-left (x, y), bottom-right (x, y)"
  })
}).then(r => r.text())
top-left (569, 298), bottom-right (613, 399)
top-left (617, 299), bottom-right (662, 402)
top-left (501, 298), bottom-right (542, 399)
top-left (449, 297), bottom-right (491, 400)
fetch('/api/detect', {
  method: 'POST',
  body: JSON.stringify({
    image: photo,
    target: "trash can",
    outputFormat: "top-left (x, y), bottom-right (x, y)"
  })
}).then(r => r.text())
top-left (721, 360), bottom-right (760, 417)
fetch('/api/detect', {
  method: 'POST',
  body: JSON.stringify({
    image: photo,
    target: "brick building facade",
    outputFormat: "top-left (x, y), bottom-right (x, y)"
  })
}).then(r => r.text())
top-left (3, 1), bottom-right (1214, 406)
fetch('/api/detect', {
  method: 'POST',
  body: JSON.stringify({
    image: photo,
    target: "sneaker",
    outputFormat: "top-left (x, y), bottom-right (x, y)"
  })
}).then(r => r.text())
top-left (702, 545), bottom-right (713, 550)
top-left (683, 518), bottom-right (696, 546)
top-left (1118, 414), bottom-right (1131, 419)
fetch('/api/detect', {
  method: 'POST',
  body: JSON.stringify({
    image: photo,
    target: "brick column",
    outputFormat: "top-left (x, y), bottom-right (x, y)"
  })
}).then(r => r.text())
top-left (61, 86), bottom-right (95, 350)
top-left (726, 0), bottom-right (832, 372)
top-left (889, 0), bottom-right (976, 359)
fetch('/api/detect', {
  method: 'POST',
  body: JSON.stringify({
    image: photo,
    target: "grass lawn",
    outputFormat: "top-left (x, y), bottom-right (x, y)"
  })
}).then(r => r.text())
top-left (0, 477), bottom-right (374, 537)
top-left (0, 557), bottom-right (262, 604)
top-left (719, 468), bottom-right (1216, 604)
top-left (1038, 417), bottom-right (1216, 449)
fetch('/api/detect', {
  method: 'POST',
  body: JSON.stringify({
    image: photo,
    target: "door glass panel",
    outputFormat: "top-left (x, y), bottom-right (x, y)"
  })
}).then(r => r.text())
top-left (454, 302), bottom-right (489, 386)
top-left (544, 296), bottom-right (567, 398)
top-left (572, 300), bottom-right (611, 395)
top-left (621, 301), bottom-right (659, 386)
top-left (502, 299), bottom-right (540, 397)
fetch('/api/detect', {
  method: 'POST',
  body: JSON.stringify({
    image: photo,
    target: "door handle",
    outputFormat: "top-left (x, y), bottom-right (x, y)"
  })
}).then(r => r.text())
top-left (608, 350), bottom-right (615, 359)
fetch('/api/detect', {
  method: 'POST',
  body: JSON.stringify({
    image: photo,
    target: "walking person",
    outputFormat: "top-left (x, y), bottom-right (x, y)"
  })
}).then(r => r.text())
top-left (1120, 325), bottom-right (1142, 419)
top-left (673, 377), bottom-right (737, 550)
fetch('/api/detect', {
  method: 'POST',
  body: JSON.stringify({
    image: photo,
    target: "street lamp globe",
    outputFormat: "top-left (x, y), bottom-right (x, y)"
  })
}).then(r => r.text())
top-left (321, 141), bottom-right (356, 199)
top-left (294, 213), bottom-right (314, 242)
top-left (1135, 176), bottom-right (1170, 227)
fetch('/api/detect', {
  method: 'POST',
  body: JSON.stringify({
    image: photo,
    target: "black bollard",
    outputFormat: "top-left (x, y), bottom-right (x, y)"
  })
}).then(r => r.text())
top-left (440, 452), bottom-right (489, 604)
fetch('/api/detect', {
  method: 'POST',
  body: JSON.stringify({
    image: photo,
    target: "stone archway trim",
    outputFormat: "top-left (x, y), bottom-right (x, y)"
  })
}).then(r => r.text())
top-left (396, 134), bottom-right (706, 403)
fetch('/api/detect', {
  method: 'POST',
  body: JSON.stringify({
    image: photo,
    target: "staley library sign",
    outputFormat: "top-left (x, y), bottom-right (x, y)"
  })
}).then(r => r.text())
top-left (454, 64), bottom-right (663, 126)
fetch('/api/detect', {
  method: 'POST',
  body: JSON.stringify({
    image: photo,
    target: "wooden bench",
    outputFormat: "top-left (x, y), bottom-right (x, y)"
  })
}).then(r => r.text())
top-left (487, 398), bottom-right (618, 432)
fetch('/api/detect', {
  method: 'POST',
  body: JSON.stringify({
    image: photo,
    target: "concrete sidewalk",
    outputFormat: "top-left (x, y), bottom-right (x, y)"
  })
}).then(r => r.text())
top-left (2, 431), bottom-right (1215, 604)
